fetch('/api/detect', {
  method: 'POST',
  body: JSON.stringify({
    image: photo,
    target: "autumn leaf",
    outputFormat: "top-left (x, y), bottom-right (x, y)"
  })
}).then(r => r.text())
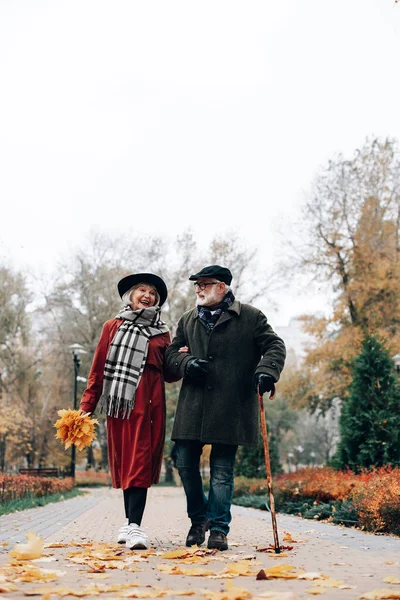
top-left (201, 581), bottom-right (252, 600)
top-left (256, 593), bottom-right (300, 600)
top-left (222, 561), bottom-right (256, 577)
top-left (358, 590), bottom-right (400, 600)
top-left (297, 573), bottom-right (325, 581)
top-left (383, 577), bottom-right (400, 584)
top-left (283, 532), bottom-right (302, 543)
top-left (0, 581), bottom-right (19, 593)
top-left (9, 532), bottom-right (44, 560)
top-left (54, 409), bottom-right (98, 451)
top-left (161, 547), bottom-right (197, 559)
top-left (257, 545), bottom-right (293, 553)
top-left (258, 564), bottom-right (302, 579)
top-left (157, 564), bottom-right (214, 576)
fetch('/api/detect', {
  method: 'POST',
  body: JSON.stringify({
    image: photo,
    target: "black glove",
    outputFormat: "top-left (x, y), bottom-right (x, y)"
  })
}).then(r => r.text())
top-left (185, 358), bottom-right (209, 381)
top-left (255, 373), bottom-right (276, 395)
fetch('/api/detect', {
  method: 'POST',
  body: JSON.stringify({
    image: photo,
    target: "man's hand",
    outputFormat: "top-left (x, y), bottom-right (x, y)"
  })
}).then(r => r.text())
top-left (255, 373), bottom-right (276, 396)
top-left (185, 358), bottom-right (209, 381)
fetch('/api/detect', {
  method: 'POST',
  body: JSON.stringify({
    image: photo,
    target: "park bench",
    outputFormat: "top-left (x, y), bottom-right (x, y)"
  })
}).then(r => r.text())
top-left (18, 468), bottom-right (61, 478)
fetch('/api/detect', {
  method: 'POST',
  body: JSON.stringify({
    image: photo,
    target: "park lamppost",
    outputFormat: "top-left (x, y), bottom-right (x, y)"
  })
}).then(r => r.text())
top-left (287, 452), bottom-right (294, 473)
top-left (69, 344), bottom-right (87, 478)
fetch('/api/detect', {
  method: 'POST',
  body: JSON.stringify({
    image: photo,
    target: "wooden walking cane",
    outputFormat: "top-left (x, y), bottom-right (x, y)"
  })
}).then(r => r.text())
top-left (258, 386), bottom-right (281, 553)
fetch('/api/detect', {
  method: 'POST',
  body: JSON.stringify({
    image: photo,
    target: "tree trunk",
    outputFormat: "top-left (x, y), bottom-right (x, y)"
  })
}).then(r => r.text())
top-left (0, 438), bottom-right (6, 472)
top-left (87, 445), bottom-right (95, 470)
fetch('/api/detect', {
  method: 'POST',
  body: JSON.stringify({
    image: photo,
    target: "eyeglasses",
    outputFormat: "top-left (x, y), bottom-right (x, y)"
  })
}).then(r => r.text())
top-left (193, 281), bottom-right (220, 291)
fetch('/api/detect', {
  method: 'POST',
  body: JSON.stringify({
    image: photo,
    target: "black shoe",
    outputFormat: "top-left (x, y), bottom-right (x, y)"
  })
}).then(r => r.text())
top-left (185, 521), bottom-right (208, 547)
top-left (207, 530), bottom-right (228, 551)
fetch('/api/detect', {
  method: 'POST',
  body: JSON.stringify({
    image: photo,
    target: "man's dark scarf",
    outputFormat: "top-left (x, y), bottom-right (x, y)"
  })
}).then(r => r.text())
top-left (197, 290), bottom-right (235, 332)
top-left (100, 305), bottom-right (169, 419)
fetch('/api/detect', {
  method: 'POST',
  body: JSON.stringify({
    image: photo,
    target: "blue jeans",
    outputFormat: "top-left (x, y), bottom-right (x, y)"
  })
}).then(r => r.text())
top-left (174, 441), bottom-right (238, 535)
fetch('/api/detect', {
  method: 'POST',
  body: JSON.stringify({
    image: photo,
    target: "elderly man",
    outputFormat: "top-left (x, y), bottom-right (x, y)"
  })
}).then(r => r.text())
top-left (165, 265), bottom-right (286, 551)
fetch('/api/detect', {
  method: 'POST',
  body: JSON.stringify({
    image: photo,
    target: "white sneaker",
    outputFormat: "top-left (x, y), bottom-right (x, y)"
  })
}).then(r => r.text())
top-left (126, 523), bottom-right (148, 550)
top-left (117, 523), bottom-right (130, 544)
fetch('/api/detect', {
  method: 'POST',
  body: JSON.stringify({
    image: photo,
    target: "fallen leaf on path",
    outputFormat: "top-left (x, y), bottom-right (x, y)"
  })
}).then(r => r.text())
top-left (259, 564), bottom-right (302, 580)
top-left (44, 543), bottom-right (68, 549)
top-left (9, 532), bottom-right (44, 560)
top-left (124, 589), bottom-right (195, 598)
top-left (161, 548), bottom-right (194, 559)
top-left (256, 545), bottom-right (293, 554)
top-left (23, 585), bottom-right (84, 597)
top-left (305, 587), bottom-right (326, 595)
top-left (384, 577), bottom-right (400, 584)
top-left (358, 590), bottom-right (400, 599)
top-left (25, 582), bottom-right (140, 597)
top-left (7, 564), bottom-right (64, 583)
top-left (86, 573), bottom-right (110, 579)
top-left (0, 582), bottom-right (18, 593)
top-left (157, 564), bottom-right (214, 576)
top-left (314, 577), bottom-right (344, 588)
top-left (385, 562), bottom-right (398, 566)
top-left (223, 561), bottom-right (257, 576)
top-left (201, 581), bottom-right (252, 600)
top-left (283, 532), bottom-right (304, 543)
top-left (339, 584), bottom-right (356, 590)
top-left (255, 593), bottom-right (300, 599)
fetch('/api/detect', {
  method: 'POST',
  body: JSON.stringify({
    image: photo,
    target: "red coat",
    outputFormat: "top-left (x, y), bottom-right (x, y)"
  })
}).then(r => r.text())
top-left (80, 318), bottom-right (175, 490)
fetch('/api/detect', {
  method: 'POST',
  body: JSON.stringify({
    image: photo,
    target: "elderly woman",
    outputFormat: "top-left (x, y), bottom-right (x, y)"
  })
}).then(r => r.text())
top-left (80, 273), bottom-right (174, 550)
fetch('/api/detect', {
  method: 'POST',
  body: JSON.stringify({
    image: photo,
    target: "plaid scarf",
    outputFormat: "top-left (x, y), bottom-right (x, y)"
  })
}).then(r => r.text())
top-left (100, 305), bottom-right (169, 419)
top-left (197, 290), bottom-right (235, 332)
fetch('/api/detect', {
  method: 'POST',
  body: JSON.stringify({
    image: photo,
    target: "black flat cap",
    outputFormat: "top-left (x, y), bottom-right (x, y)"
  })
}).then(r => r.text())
top-left (117, 273), bottom-right (168, 306)
top-left (189, 265), bottom-right (232, 285)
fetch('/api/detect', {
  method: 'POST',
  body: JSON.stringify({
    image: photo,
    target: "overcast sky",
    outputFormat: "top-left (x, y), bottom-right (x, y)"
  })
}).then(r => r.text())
top-left (1, 0), bottom-right (399, 326)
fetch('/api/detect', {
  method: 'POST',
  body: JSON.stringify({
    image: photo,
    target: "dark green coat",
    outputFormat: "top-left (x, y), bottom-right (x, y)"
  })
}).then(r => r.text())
top-left (165, 300), bottom-right (286, 446)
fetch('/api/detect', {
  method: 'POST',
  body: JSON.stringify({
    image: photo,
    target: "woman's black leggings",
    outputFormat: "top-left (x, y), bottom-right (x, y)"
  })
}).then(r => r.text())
top-left (123, 487), bottom-right (148, 525)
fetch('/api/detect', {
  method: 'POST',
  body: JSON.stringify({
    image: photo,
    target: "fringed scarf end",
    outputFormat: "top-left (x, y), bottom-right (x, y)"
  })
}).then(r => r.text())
top-left (99, 394), bottom-right (135, 419)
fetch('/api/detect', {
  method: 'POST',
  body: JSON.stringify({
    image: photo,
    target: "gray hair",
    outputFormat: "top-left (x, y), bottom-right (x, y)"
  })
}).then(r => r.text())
top-left (122, 283), bottom-right (160, 307)
top-left (218, 283), bottom-right (232, 295)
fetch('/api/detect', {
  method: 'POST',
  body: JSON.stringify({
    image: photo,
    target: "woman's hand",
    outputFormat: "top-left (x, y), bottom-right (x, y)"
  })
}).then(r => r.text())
top-left (178, 346), bottom-right (189, 353)
top-left (81, 411), bottom-right (91, 417)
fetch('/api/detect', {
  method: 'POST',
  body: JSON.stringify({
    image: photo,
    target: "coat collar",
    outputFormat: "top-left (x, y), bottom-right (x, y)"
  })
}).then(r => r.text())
top-left (193, 300), bottom-right (241, 319)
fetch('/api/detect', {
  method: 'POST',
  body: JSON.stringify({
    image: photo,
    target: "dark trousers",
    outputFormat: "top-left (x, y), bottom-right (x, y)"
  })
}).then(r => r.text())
top-left (123, 487), bottom-right (147, 525)
top-left (174, 441), bottom-right (238, 535)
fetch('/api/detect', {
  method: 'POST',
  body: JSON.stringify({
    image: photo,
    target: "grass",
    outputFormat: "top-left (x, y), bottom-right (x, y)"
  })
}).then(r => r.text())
top-left (0, 487), bottom-right (86, 516)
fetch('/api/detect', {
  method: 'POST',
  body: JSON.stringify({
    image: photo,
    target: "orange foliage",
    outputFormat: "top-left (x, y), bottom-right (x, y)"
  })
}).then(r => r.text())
top-left (247, 466), bottom-right (400, 534)
top-left (251, 466), bottom-right (362, 503)
top-left (54, 409), bottom-right (98, 451)
top-left (0, 474), bottom-right (74, 502)
top-left (350, 467), bottom-right (400, 534)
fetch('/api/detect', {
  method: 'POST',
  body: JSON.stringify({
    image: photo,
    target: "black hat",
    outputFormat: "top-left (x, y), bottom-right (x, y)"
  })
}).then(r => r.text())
top-left (189, 265), bottom-right (232, 285)
top-left (117, 273), bottom-right (168, 307)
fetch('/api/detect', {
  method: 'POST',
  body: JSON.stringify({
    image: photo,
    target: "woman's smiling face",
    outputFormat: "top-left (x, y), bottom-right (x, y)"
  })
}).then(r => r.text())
top-left (130, 284), bottom-right (158, 310)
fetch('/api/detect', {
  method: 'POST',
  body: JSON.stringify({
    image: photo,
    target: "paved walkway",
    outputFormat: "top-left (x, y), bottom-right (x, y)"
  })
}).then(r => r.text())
top-left (0, 486), bottom-right (399, 599)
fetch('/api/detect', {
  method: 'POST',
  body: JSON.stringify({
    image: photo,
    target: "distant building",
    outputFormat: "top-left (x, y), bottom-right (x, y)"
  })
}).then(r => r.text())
top-left (275, 316), bottom-right (313, 365)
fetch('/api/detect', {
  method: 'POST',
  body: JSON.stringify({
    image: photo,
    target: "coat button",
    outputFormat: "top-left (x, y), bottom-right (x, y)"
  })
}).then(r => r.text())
top-left (175, 362), bottom-right (178, 367)
top-left (270, 361), bottom-right (277, 368)
top-left (207, 385), bottom-right (213, 391)
top-left (208, 355), bottom-right (214, 361)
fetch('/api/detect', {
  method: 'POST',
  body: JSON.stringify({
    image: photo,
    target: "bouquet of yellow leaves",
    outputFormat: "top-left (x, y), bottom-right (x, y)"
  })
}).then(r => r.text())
top-left (54, 409), bottom-right (98, 451)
